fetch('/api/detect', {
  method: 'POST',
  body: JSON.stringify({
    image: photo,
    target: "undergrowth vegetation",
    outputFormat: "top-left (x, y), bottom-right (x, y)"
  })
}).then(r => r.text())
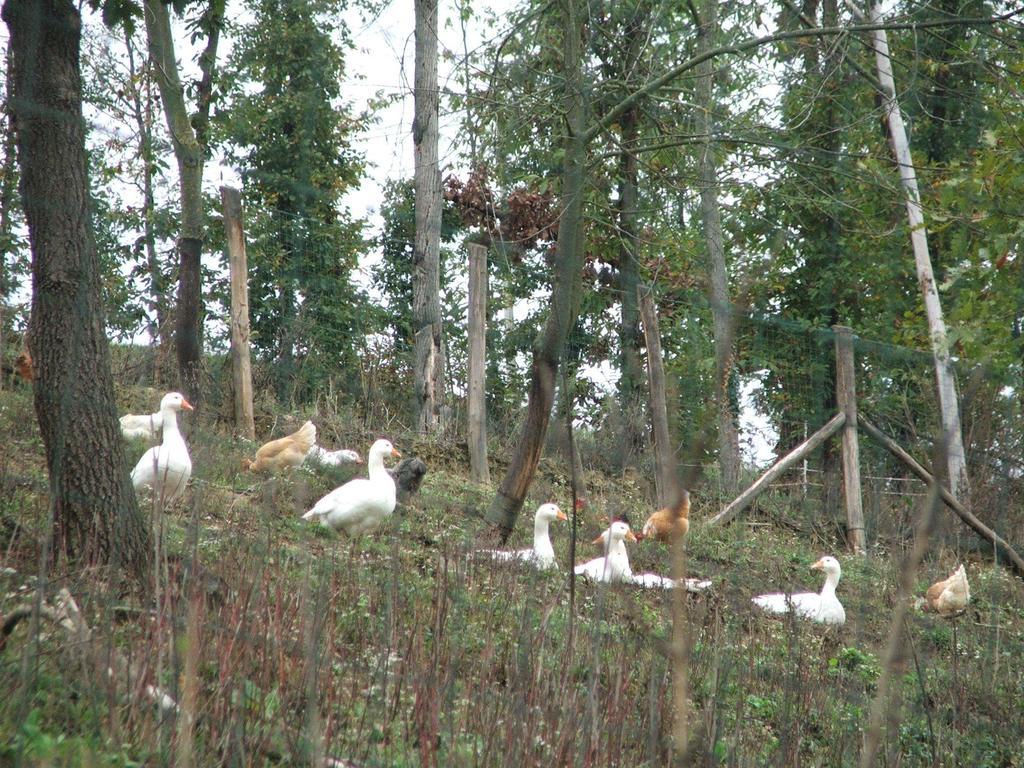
top-left (1, 385), bottom-right (1022, 767)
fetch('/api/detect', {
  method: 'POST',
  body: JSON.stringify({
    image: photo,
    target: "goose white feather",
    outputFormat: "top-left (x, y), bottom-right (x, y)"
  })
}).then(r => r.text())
top-left (120, 411), bottom-right (163, 440)
top-left (583, 522), bottom-right (712, 591)
top-left (306, 445), bottom-right (363, 467)
top-left (752, 556), bottom-right (846, 625)
top-left (130, 392), bottom-right (193, 506)
top-left (302, 439), bottom-right (400, 535)
top-left (575, 522), bottom-right (636, 583)
top-left (478, 503), bottom-right (567, 570)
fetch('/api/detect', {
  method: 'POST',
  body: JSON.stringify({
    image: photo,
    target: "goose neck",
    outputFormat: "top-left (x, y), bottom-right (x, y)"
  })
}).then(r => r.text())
top-left (367, 450), bottom-right (389, 480)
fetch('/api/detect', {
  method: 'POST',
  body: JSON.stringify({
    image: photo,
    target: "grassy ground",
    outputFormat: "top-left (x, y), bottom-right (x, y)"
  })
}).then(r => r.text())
top-left (1, 384), bottom-right (1022, 767)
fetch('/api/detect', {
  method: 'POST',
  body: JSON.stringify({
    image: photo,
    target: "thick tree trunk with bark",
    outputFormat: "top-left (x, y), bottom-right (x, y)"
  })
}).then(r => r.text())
top-left (696, 0), bottom-right (740, 493)
top-left (144, 0), bottom-right (221, 408)
top-left (3, 0), bottom-right (150, 577)
top-left (484, 0), bottom-right (586, 540)
top-left (412, 0), bottom-right (445, 432)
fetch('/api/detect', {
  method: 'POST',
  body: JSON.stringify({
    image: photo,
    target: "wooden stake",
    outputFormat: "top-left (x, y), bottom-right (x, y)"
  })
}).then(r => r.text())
top-left (638, 286), bottom-right (677, 508)
top-left (467, 242), bottom-right (490, 484)
top-left (859, 415), bottom-right (1024, 579)
top-left (707, 412), bottom-right (847, 526)
top-left (221, 186), bottom-right (255, 440)
top-left (833, 325), bottom-right (866, 553)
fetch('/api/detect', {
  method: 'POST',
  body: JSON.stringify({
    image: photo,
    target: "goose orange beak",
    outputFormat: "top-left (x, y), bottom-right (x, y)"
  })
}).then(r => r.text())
top-left (391, 448), bottom-right (402, 458)
top-left (181, 399), bottom-right (194, 411)
top-left (626, 530), bottom-right (638, 543)
top-left (556, 509), bottom-right (568, 521)
top-left (810, 558), bottom-right (825, 570)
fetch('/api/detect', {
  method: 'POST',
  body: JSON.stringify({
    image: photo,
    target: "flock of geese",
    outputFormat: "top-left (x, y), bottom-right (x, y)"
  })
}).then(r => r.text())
top-left (122, 392), bottom-right (972, 625)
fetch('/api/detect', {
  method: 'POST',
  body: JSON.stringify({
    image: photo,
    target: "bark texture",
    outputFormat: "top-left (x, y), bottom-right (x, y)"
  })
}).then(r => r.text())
top-left (848, 0), bottom-right (970, 502)
top-left (3, 0), bottom-right (150, 576)
top-left (696, 0), bottom-right (740, 493)
top-left (412, 0), bottom-right (445, 432)
top-left (144, 0), bottom-right (221, 408)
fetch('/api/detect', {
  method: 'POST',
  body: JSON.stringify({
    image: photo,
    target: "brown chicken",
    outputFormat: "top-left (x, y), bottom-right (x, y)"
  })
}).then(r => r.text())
top-left (14, 351), bottom-right (33, 381)
top-left (639, 489), bottom-right (690, 543)
top-left (922, 564), bottom-right (970, 616)
top-left (242, 420), bottom-right (317, 473)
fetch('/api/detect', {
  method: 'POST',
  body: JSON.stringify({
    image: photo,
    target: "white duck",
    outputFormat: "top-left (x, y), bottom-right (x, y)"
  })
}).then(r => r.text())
top-left (130, 392), bottom-right (193, 506)
top-left (588, 521), bottom-right (712, 592)
top-left (302, 438), bottom-right (401, 535)
top-left (305, 444), bottom-right (363, 467)
top-left (575, 521), bottom-right (636, 583)
top-left (120, 410), bottom-right (163, 441)
top-left (752, 556), bottom-right (846, 625)
top-left (478, 503), bottom-right (567, 570)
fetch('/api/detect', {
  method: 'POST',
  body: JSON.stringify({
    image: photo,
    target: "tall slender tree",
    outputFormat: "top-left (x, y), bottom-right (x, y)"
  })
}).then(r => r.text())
top-left (3, 0), bottom-right (149, 577)
top-left (143, 0), bottom-right (222, 408)
top-left (696, 0), bottom-right (740, 492)
top-left (413, 0), bottom-right (446, 431)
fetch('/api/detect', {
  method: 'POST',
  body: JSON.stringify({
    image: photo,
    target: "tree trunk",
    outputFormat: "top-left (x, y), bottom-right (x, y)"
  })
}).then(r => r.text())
top-left (0, 43), bottom-right (17, 373)
top-left (222, 186), bottom-right (256, 440)
top-left (484, 0), bottom-right (586, 540)
top-left (616, 104), bottom-right (645, 469)
top-left (124, 30), bottom-right (170, 382)
top-left (3, 0), bottom-right (150, 578)
top-left (847, 0), bottom-right (970, 502)
top-left (412, 0), bottom-right (445, 432)
top-left (639, 287), bottom-right (677, 508)
top-left (696, 0), bottom-right (740, 493)
top-left (467, 242), bottom-right (490, 484)
top-left (144, 0), bottom-right (222, 409)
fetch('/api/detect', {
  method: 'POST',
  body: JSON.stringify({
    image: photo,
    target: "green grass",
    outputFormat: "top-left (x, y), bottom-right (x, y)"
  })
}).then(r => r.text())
top-left (1, 386), bottom-right (1023, 766)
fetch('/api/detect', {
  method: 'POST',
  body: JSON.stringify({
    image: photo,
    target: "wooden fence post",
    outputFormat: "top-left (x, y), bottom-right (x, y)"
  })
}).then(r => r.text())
top-left (833, 325), bottom-right (865, 553)
top-left (638, 286), bottom-right (677, 507)
top-left (221, 186), bottom-right (255, 440)
top-left (467, 242), bottom-right (490, 484)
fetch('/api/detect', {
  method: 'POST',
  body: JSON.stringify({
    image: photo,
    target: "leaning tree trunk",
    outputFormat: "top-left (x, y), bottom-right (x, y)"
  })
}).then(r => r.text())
top-left (847, 0), bottom-right (970, 502)
top-left (484, 0), bottom-right (586, 540)
top-left (3, 0), bottom-right (150, 578)
top-left (696, 0), bottom-right (740, 493)
top-left (412, 0), bottom-right (445, 432)
top-left (144, 0), bottom-right (221, 409)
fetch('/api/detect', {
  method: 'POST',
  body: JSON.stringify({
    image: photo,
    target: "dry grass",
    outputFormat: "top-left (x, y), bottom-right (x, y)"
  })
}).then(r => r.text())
top-left (1, 387), bottom-right (1023, 766)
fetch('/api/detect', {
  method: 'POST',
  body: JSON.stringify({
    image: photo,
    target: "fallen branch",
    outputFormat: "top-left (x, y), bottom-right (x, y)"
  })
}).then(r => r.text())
top-left (859, 415), bottom-right (1024, 579)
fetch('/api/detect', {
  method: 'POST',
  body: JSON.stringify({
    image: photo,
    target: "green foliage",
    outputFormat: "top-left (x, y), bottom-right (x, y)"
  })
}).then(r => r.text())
top-left (215, 0), bottom-right (368, 400)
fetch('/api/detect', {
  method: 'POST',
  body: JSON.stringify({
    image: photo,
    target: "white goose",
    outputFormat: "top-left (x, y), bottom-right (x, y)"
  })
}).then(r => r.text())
top-left (478, 503), bottom-right (567, 570)
top-left (130, 392), bottom-right (193, 506)
top-left (305, 444), bottom-right (363, 467)
top-left (574, 521), bottom-right (636, 583)
top-left (587, 522), bottom-right (712, 591)
top-left (752, 556), bottom-right (846, 625)
top-left (120, 410), bottom-right (163, 441)
top-left (302, 438), bottom-right (401, 535)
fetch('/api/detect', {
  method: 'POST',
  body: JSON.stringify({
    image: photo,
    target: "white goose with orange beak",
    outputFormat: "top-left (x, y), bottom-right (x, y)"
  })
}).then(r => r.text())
top-left (574, 521), bottom-right (637, 583)
top-left (302, 438), bottom-right (401, 536)
top-left (479, 503), bottom-right (567, 570)
top-left (130, 392), bottom-right (194, 507)
top-left (752, 556), bottom-right (846, 625)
